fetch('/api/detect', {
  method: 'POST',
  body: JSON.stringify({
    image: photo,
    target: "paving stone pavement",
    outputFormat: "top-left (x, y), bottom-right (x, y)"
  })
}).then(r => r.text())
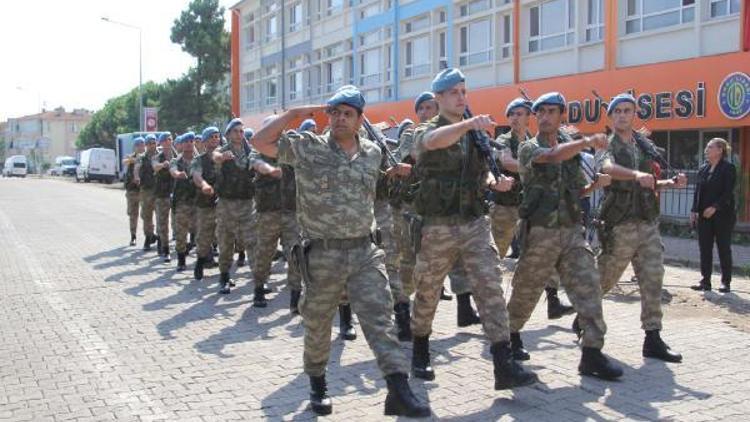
top-left (1, 177), bottom-right (749, 422)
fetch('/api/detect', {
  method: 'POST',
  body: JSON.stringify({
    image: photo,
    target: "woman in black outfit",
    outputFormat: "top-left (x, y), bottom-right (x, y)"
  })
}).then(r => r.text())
top-left (690, 138), bottom-right (736, 293)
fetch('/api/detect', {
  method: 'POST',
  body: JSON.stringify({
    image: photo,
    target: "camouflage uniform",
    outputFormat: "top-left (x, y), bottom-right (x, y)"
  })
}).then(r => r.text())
top-left (153, 150), bottom-right (174, 250)
top-left (490, 131), bottom-right (526, 257)
top-left (170, 154), bottom-right (196, 254)
top-left (410, 115), bottom-right (511, 343)
top-left (277, 131), bottom-right (408, 377)
top-left (375, 197), bottom-right (403, 302)
top-left (507, 131), bottom-right (606, 349)
top-left (597, 134), bottom-right (664, 331)
top-left (392, 127), bottom-right (419, 299)
top-left (191, 152), bottom-right (218, 260)
top-left (253, 155), bottom-right (301, 291)
top-left (123, 152), bottom-right (140, 237)
top-left (138, 151), bottom-right (157, 238)
top-left (215, 143), bottom-right (256, 276)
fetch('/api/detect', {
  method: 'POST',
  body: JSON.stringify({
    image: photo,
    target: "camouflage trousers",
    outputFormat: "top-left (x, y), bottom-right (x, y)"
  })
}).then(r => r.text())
top-left (126, 190), bottom-right (140, 235)
top-left (216, 199), bottom-right (255, 275)
top-left (139, 189), bottom-right (156, 237)
top-left (155, 197), bottom-right (171, 248)
top-left (195, 206), bottom-right (217, 259)
top-left (375, 200), bottom-right (404, 303)
top-left (508, 225), bottom-right (606, 349)
top-left (174, 203), bottom-right (196, 254)
top-left (490, 204), bottom-right (518, 258)
top-left (598, 221), bottom-right (664, 331)
top-left (395, 205), bottom-right (416, 299)
top-left (253, 211), bottom-right (301, 291)
top-left (300, 242), bottom-right (408, 377)
top-left (411, 216), bottom-right (510, 343)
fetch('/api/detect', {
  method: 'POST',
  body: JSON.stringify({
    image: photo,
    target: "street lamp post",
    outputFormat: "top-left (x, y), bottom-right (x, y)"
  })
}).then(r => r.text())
top-left (101, 17), bottom-right (143, 132)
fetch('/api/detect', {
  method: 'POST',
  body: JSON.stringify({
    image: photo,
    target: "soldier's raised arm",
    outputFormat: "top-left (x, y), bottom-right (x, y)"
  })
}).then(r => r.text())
top-left (252, 105), bottom-right (326, 158)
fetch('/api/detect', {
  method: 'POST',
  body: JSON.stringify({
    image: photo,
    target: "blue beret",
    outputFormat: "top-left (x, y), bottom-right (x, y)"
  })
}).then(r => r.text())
top-left (606, 93), bottom-right (637, 115)
top-left (431, 68), bottom-right (465, 93)
top-left (531, 92), bottom-right (567, 113)
top-left (201, 126), bottom-right (220, 141)
top-left (181, 131), bottom-right (196, 142)
top-left (133, 137), bottom-right (145, 146)
top-left (397, 119), bottom-right (414, 139)
top-left (243, 128), bottom-right (254, 140)
top-left (175, 135), bottom-right (184, 145)
top-left (298, 119), bottom-right (317, 132)
top-left (414, 92), bottom-right (436, 112)
top-left (144, 134), bottom-right (157, 143)
top-left (195, 134), bottom-right (202, 141)
top-left (158, 132), bottom-right (172, 143)
top-left (224, 118), bottom-right (244, 135)
top-left (505, 97), bottom-right (534, 117)
top-left (327, 85), bottom-right (366, 112)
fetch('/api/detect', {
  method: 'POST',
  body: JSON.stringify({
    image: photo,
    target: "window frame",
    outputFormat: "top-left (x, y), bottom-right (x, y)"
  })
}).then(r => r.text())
top-left (624, 0), bottom-right (696, 35)
top-left (404, 35), bottom-right (431, 78)
top-left (459, 18), bottom-right (493, 66)
top-left (528, 0), bottom-right (576, 54)
top-left (584, 0), bottom-right (604, 43)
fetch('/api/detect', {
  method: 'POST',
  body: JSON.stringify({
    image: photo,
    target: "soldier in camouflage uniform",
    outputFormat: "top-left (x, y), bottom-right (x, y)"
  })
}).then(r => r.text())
top-left (191, 127), bottom-right (221, 281)
top-left (170, 133), bottom-right (198, 272)
top-left (409, 69), bottom-right (535, 390)
top-left (251, 86), bottom-right (429, 418)
top-left (506, 92), bottom-right (623, 380)
top-left (153, 132), bottom-right (175, 262)
top-left (123, 137), bottom-right (145, 245)
top-left (134, 134), bottom-right (158, 251)
top-left (495, 98), bottom-right (575, 320)
top-left (212, 119), bottom-right (260, 298)
top-left (597, 93), bottom-right (686, 363)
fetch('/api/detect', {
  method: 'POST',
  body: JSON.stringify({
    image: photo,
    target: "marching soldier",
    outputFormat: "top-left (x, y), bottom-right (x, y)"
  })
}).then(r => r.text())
top-left (251, 86), bottom-right (430, 417)
top-left (212, 119), bottom-right (260, 299)
top-left (170, 132), bottom-right (198, 272)
top-left (154, 132), bottom-right (175, 262)
top-left (506, 92), bottom-right (623, 380)
top-left (134, 134), bottom-right (158, 251)
top-left (494, 98), bottom-right (575, 320)
top-left (123, 136), bottom-right (145, 245)
top-left (409, 69), bottom-right (536, 390)
top-left (597, 93), bottom-right (686, 363)
top-left (191, 127), bottom-right (221, 280)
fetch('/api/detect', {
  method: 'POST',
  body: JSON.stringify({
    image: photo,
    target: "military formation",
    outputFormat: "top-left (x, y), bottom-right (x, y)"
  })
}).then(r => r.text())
top-left (120, 66), bottom-right (688, 418)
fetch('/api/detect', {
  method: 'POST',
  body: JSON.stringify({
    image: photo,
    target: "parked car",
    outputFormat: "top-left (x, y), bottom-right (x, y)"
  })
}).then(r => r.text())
top-left (76, 148), bottom-right (116, 183)
top-left (54, 156), bottom-right (78, 176)
top-left (3, 155), bottom-right (28, 178)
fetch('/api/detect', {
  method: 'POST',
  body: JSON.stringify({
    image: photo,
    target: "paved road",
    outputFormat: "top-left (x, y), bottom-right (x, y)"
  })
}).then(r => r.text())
top-left (1, 177), bottom-right (749, 421)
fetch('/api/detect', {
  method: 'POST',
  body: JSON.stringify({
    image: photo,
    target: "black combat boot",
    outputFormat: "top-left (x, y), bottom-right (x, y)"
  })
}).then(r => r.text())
top-left (572, 314), bottom-right (582, 339)
top-left (718, 281), bottom-right (731, 293)
top-left (690, 279), bottom-right (712, 291)
top-left (394, 302), bottom-right (412, 342)
top-left (339, 304), bottom-right (357, 340)
top-left (490, 341), bottom-right (537, 390)
top-left (440, 287), bottom-right (453, 301)
top-left (578, 347), bottom-right (623, 380)
top-left (510, 332), bottom-right (530, 361)
top-left (411, 336), bottom-right (435, 380)
top-left (130, 233), bottom-right (136, 246)
top-left (194, 257), bottom-right (204, 280)
top-left (546, 287), bottom-right (575, 319)
top-left (204, 256), bottom-right (217, 269)
top-left (643, 330), bottom-right (682, 363)
top-left (253, 286), bottom-right (267, 307)
top-left (156, 237), bottom-right (162, 256)
top-left (309, 375), bottom-right (332, 415)
top-left (261, 284), bottom-right (272, 294)
top-left (177, 253), bottom-right (186, 271)
top-left (384, 373), bottom-right (431, 417)
top-left (289, 289), bottom-right (301, 315)
top-left (219, 272), bottom-right (231, 294)
top-left (236, 251), bottom-right (245, 267)
top-left (143, 235), bottom-right (152, 251)
top-left (456, 293), bottom-right (481, 327)
top-left (163, 245), bottom-right (171, 263)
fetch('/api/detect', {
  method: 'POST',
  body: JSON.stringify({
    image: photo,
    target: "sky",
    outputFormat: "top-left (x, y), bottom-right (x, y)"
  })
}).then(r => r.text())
top-left (0, 0), bottom-right (235, 122)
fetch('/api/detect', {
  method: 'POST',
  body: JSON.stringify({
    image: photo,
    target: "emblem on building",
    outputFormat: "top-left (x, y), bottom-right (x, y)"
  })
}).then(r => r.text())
top-left (718, 72), bottom-right (750, 120)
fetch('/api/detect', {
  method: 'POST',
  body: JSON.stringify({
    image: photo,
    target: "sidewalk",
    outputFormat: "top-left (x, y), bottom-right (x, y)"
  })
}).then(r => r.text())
top-left (662, 235), bottom-right (749, 275)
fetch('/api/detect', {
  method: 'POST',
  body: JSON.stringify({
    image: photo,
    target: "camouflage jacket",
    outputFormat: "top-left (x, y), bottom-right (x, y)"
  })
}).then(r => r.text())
top-left (170, 154), bottom-right (196, 206)
top-left (492, 131), bottom-right (528, 207)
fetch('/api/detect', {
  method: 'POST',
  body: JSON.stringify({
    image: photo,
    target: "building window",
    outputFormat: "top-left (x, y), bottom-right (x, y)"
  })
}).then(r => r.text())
top-left (327, 0), bottom-right (343, 16)
top-left (265, 14), bottom-right (278, 41)
top-left (289, 72), bottom-right (303, 101)
top-left (360, 2), bottom-right (380, 19)
top-left (326, 59), bottom-right (344, 92)
top-left (460, 0), bottom-right (490, 17)
top-left (625, 0), bottom-right (695, 35)
top-left (405, 35), bottom-right (430, 77)
top-left (529, 0), bottom-right (575, 53)
top-left (404, 15), bottom-right (430, 33)
top-left (265, 79), bottom-right (277, 106)
top-left (360, 49), bottom-right (381, 86)
top-left (585, 0), bottom-right (604, 42)
top-left (289, 2), bottom-right (303, 32)
top-left (438, 32), bottom-right (448, 69)
top-left (244, 84), bottom-right (256, 110)
top-left (360, 29), bottom-right (381, 47)
top-left (460, 19), bottom-right (492, 66)
top-left (243, 12), bottom-right (256, 49)
top-left (710, 0), bottom-right (740, 18)
top-left (499, 14), bottom-right (512, 59)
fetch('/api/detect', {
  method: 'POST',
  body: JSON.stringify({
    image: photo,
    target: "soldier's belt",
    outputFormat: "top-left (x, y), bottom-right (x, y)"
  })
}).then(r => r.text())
top-left (309, 236), bottom-right (371, 250)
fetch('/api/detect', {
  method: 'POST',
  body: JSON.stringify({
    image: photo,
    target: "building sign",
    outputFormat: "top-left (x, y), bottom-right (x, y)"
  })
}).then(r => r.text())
top-left (567, 83), bottom-right (707, 124)
top-left (718, 72), bottom-right (750, 120)
top-left (144, 107), bottom-right (159, 131)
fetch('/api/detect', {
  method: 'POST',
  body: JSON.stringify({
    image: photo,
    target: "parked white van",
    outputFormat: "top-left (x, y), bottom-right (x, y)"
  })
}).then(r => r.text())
top-left (3, 155), bottom-right (28, 178)
top-left (76, 148), bottom-right (116, 183)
